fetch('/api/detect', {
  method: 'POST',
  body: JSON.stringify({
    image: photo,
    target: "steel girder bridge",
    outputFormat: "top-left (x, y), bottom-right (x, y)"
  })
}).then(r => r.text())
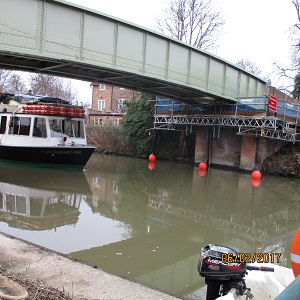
top-left (0, 0), bottom-right (266, 103)
top-left (1, 0), bottom-right (297, 143)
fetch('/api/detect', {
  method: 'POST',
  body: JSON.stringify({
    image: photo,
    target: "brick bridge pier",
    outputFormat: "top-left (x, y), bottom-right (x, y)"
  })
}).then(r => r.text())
top-left (194, 127), bottom-right (285, 171)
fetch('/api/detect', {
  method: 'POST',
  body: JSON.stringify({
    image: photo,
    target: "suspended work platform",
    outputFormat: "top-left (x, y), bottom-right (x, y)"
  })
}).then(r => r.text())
top-left (153, 95), bottom-right (300, 143)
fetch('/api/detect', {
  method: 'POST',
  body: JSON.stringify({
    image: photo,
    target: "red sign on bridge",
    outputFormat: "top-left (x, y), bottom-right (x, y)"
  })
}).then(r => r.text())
top-left (268, 95), bottom-right (277, 112)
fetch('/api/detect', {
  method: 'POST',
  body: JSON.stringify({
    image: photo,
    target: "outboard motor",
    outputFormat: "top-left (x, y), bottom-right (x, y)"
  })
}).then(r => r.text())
top-left (197, 244), bottom-right (274, 300)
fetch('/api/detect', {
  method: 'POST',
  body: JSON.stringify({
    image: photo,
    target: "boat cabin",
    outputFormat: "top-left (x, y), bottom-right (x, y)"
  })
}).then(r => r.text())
top-left (0, 93), bottom-right (95, 167)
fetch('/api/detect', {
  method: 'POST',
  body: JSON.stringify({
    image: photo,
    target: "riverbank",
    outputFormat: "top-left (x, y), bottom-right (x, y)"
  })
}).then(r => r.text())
top-left (0, 232), bottom-right (180, 300)
top-left (262, 144), bottom-right (300, 177)
top-left (86, 126), bottom-right (300, 177)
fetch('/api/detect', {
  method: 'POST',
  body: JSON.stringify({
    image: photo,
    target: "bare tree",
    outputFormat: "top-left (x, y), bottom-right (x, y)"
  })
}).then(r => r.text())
top-left (273, 0), bottom-right (300, 90)
top-left (0, 70), bottom-right (27, 93)
top-left (29, 74), bottom-right (76, 103)
top-left (292, 73), bottom-right (300, 99)
top-left (291, 0), bottom-right (300, 70)
top-left (8, 73), bottom-right (27, 94)
top-left (155, 0), bottom-right (225, 51)
top-left (0, 70), bottom-right (11, 90)
top-left (236, 59), bottom-right (263, 77)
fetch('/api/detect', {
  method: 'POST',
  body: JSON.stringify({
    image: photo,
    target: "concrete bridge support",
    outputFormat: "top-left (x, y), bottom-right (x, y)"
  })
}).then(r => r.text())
top-left (194, 127), bottom-right (285, 171)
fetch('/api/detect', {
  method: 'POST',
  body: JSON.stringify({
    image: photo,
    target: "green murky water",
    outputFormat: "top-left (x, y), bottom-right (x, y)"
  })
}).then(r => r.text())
top-left (0, 153), bottom-right (298, 298)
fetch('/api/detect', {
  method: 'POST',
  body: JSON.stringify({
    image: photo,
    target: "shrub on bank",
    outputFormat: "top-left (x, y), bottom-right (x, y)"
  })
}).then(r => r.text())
top-left (86, 93), bottom-right (196, 162)
top-left (262, 144), bottom-right (300, 177)
top-left (86, 124), bottom-right (196, 162)
top-left (86, 125), bottom-right (134, 155)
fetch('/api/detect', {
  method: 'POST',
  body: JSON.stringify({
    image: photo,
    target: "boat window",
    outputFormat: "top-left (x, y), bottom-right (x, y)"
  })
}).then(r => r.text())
top-left (0, 191), bottom-right (3, 210)
top-left (63, 120), bottom-right (85, 138)
top-left (8, 116), bottom-right (31, 136)
top-left (0, 116), bottom-right (7, 134)
top-left (49, 119), bottom-right (85, 138)
top-left (49, 119), bottom-right (62, 137)
top-left (5, 193), bottom-right (27, 215)
top-left (33, 117), bottom-right (47, 138)
top-left (30, 196), bottom-right (45, 216)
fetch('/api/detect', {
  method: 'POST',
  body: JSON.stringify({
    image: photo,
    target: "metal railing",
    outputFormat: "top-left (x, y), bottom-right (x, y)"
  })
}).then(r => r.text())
top-left (153, 98), bottom-right (300, 143)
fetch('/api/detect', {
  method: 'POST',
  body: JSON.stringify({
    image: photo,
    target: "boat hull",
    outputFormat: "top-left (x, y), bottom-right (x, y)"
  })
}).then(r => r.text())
top-left (0, 145), bottom-right (95, 168)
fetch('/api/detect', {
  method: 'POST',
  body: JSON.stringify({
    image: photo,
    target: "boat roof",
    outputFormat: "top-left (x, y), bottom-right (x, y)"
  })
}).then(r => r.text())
top-left (11, 94), bottom-right (70, 105)
top-left (1, 93), bottom-right (85, 116)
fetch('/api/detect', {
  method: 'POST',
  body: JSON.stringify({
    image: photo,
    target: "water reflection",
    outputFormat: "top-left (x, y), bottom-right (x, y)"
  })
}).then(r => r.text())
top-left (78, 154), bottom-right (300, 297)
top-left (0, 155), bottom-right (299, 298)
top-left (0, 165), bottom-right (90, 230)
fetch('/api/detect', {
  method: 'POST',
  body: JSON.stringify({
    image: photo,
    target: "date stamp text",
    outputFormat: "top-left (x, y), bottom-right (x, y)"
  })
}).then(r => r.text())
top-left (221, 252), bottom-right (281, 264)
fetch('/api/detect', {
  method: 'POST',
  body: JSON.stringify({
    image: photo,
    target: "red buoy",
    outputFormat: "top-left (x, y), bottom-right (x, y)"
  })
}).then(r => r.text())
top-left (148, 162), bottom-right (155, 170)
top-left (149, 154), bottom-right (156, 162)
top-left (199, 162), bottom-right (207, 170)
top-left (251, 179), bottom-right (261, 187)
top-left (252, 170), bottom-right (262, 180)
top-left (291, 227), bottom-right (300, 277)
top-left (198, 169), bottom-right (206, 177)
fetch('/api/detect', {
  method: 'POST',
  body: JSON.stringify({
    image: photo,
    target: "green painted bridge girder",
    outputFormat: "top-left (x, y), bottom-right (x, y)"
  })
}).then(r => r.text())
top-left (0, 0), bottom-right (267, 102)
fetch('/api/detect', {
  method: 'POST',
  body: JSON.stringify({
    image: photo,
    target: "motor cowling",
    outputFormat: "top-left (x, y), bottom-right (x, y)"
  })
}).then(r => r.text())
top-left (197, 244), bottom-right (247, 281)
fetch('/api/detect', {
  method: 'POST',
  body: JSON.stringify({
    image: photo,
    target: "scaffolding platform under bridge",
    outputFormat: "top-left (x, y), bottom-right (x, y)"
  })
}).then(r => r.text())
top-left (152, 96), bottom-right (300, 143)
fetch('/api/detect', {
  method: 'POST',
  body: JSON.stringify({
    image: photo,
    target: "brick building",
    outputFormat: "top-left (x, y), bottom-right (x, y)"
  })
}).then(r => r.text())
top-left (88, 83), bottom-right (141, 126)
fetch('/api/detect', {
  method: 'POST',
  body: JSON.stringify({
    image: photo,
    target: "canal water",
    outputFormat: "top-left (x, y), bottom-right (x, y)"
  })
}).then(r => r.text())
top-left (0, 153), bottom-right (298, 298)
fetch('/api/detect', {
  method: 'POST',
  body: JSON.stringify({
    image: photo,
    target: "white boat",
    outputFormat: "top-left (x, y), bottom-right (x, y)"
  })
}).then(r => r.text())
top-left (216, 263), bottom-right (295, 300)
top-left (198, 244), bottom-right (298, 300)
top-left (0, 93), bottom-right (95, 168)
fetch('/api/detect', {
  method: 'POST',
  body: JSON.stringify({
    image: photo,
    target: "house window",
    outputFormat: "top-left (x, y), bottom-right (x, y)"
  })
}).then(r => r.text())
top-left (114, 118), bottom-right (121, 126)
top-left (118, 99), bottom-right (126, 109)
top-left (98, 100), bottom-right (106, 111)
top-left (94, 118), bottom-right (103, 126)
top-left (100, 84), bottom-right (105, 90)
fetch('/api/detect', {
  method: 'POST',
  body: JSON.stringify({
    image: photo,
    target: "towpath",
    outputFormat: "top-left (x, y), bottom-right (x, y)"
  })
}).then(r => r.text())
top-left (0, 232), bottom-right (180, 300)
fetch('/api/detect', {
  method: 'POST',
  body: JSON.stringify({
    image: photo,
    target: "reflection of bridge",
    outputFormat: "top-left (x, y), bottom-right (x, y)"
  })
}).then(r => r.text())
top-left (147, 196), bottom-right (299, 243)
top-left (148, 198), bottom-right (267, 241)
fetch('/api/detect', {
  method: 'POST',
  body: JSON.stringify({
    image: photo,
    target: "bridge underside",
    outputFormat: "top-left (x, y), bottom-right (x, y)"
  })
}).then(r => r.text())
top-left (0, 51), bottom-right (226, 103)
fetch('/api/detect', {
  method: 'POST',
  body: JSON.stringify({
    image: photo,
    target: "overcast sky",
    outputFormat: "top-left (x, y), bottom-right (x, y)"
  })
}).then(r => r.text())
top-left (66, 0), bottom-right (298, 101)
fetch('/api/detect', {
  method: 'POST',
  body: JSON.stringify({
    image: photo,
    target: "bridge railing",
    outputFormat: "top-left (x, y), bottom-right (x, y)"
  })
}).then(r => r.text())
top-left (153, 97), bottom-right (300, 143)
top-left (154, 97), bottom-right (300, 120)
